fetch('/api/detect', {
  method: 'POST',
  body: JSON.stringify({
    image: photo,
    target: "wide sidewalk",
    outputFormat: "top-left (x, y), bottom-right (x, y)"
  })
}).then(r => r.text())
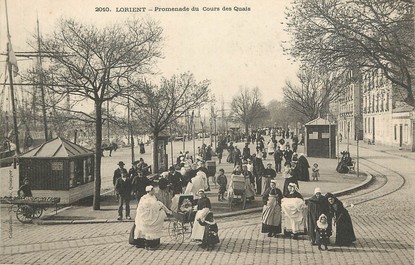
top-left (37, 141), bottom-right (370, 224)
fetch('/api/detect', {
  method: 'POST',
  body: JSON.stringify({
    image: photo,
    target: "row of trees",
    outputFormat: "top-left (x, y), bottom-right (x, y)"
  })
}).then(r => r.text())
top-left (27, 18), bottom-right (210, 210)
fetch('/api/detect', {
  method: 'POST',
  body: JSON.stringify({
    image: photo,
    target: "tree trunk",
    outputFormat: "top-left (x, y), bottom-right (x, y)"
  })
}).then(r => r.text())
top-left (152, 131), bottom-right (159, 173)
top-left (245, 123), bottom-right (249, 135)
top-left (93, 101), bottom-right (103, 210)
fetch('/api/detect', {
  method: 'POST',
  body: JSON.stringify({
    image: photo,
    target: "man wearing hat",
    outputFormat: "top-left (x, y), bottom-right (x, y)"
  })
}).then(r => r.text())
top-left (113, 161), bottom-right (128, 201)
top-left (18, 178), bottom-right (33, 198)
top-left (114, 170), bottom-right (133, 220)
top-left (168, 166), bottom-right (183, 195)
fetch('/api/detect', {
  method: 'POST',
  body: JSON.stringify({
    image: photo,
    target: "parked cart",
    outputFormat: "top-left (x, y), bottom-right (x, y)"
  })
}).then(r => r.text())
top-left (0, 196), bottom-right (60, 223)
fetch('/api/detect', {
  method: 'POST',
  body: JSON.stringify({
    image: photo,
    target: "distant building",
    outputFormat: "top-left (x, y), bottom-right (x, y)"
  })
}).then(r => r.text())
top-left (332, 68), bottom-right (415, 151)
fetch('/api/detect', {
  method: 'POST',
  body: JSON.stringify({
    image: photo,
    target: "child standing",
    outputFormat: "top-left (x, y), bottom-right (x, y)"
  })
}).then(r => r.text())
top-left (311, 163), bottom-right (320, 181)
top-left (316, 214), bottom-right (330, 251)
top-left (216, 169), bottom-right (227, 201)
top-left (197, 211), bottom-right (220, 250)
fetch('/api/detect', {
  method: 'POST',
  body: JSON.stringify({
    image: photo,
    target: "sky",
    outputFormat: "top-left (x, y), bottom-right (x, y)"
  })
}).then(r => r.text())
top-left (0, 0), bottom-right (299, 110)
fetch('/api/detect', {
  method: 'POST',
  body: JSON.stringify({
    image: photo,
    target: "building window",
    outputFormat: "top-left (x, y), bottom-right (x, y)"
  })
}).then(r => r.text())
top-left (394, 125), bottom-right (397, 141)
top-left (364, 118), bottom-right (367, 133)
top-left (404, 124), bottom-right (409, 143)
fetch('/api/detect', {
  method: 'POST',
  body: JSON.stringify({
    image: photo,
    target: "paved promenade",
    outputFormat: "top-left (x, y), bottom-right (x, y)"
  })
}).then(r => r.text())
top-left (1, 140), bottom-right (414, 264)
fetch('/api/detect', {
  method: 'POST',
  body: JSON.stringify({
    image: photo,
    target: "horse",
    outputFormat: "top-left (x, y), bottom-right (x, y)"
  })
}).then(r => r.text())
top-left (101, 143), bottom-right (118, 157)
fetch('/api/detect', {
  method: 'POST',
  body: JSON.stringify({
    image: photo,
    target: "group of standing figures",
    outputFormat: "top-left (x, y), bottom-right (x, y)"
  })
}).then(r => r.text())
top-left (261, 184), bottom-right (356, 250)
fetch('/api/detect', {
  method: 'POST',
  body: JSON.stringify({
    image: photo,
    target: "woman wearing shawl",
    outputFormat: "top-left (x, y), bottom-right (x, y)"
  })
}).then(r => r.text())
top-left (296, 154), bottom-right (310, 181)
top-left (197, 211), bottom-right (220, 250)
top-left (133, 186), bottom-right (172, 249)
top-left (190, 189), bottom-right (212, 241)
top-left (282, 162), bottom-right (299, 197)
top-left (261, 180), bottom-right (283, 237)
top-left (281, 183), bottom-right (306, 239)
top-left (326, 193), bottom-right (356, 246)
top-left (307, 187), bottom-right (330, 245)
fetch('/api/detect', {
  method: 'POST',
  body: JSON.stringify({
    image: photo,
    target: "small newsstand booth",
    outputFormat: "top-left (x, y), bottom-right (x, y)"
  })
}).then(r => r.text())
top-left (304, 118), bottom-right (336, 159)
top-left (18, 137), bottom-right (95, 204)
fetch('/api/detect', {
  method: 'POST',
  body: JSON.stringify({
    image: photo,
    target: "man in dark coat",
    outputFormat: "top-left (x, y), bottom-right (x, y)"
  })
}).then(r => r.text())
top-left (132, 172), bottom-right (152, 204)
top-left (113, 161), bottom-right (128, 201)
top-left (168, 166), bottom-right (183, 195)
top-left (233, 146), bottom-right (242, 167)
top-left (283, 146), bottom-right (293, 164)
top-left (273, 146), bottom-right (284, 173)
top-left (242, 143), bottom-right (251, 160)
top-left (115, 171), bottom-right (133, 220)
top-left (307, 187), bottom-right (329, 245)
top-left (251, 153), bottom-right (265, 195)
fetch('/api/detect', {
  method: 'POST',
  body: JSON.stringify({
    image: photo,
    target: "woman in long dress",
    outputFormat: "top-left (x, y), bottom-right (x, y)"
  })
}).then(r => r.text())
top-left (281, 183), bottom-right (306, 239)
top-left (326, 193), bottom-right (356, 246)
top-left (261, 180), bottom-right (283, 237)
top-left (133, 186), bottom-right (172, 249)
top-left (190, 190), bottom-right (212, 242)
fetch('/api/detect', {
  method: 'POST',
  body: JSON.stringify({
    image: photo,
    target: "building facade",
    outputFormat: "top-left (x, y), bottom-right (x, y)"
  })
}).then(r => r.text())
top-left (333, 68), bottom-right (414, 151)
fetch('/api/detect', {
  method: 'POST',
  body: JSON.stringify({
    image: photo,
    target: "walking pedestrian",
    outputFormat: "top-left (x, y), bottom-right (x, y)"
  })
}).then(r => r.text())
top-left (273, 146), bottom-right (284, 173)
top-left (261, 180), bottom-right (283, 237)
top-left (307, 187), bottom-right (330, 245)
top-left (133, 186), bottom-right (172, 249)
top-left (326, 193), bottom-right (356, 246)
top-left (115, 171), bottom-right (133, 220)
top-left (216, 169), bottom-right (227, 201)
top-left (315, 214), bottom-right (330, 251)
top-left (113, 161), bottom-right (128, 202)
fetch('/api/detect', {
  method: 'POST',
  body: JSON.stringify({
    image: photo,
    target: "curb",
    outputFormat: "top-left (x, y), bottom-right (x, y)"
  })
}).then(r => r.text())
top-left (35, 172), bottom-right (373, 225)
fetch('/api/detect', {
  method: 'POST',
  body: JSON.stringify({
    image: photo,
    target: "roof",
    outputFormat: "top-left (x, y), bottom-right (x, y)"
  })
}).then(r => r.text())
top-left (20, 137), bottom-right (94, 158)
top-left (393, 101), bottom-right (414, 113)
top-left (305, 117), bottom-right (333, 126)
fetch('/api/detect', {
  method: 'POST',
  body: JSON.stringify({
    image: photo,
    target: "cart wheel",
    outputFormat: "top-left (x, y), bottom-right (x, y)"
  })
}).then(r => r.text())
top-left (183, 221), bottom-right (192, 239)
top-left (32, 207), bottom-right (43, 218)
top-left (16, 205), bottom-right (34, 223)
top-left (168, 220), bottom-right (177, 240)
top-left (169, 220), bottom-right (185, 243)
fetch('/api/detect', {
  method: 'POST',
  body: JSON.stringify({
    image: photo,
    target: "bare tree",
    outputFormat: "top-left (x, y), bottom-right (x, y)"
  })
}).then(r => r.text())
top-left (128, 73), bottom-right (210, 172)
top-left (40, 18), bottom-right (163, 210)
top-left (283, 68), bottom-right (346, 121)
top-left (230, 87), bottom-right (268, 134)
top-left (285, 0), bottom-right (414, 105)
top-left (266, 99), bottom-right (307, 127)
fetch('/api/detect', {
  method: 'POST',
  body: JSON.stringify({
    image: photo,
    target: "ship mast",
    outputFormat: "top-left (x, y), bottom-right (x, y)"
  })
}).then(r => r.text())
top-left (5, 0), bottom-right (20, 154)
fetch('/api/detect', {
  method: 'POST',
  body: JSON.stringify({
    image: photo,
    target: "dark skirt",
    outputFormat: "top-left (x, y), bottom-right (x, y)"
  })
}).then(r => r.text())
top-left (335, 210), bottom-right (356, 246)
top-left (261, 223), bottom-right (281, 234)
top-left (132, 238), bottom-right (160, 248)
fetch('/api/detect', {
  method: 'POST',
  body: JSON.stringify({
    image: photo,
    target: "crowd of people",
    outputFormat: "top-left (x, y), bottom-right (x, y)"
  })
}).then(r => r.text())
top-left (114, 127), bottom-right (355, 251)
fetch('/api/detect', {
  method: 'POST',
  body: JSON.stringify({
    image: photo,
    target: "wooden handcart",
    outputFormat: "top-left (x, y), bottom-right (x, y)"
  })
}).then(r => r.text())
top-left (0, 196), bottom-right (60, 224)
top-left (228, 175), bottom-right (246, 210)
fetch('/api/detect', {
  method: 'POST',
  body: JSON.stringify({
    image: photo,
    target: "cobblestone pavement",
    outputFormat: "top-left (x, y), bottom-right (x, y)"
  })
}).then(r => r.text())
top-left (1, 144), bottom-right (414, 264)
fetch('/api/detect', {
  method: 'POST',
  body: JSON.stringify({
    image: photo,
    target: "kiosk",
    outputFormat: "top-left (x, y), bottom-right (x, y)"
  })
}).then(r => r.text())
top-left (305, 118), bottom-right (336, 159)
top-left (18, 137), bottom-right (95, 204)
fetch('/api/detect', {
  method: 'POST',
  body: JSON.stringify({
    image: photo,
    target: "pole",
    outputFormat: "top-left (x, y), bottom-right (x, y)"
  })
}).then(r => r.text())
top-left (107, 100), bottom-right (110, 141)
top-left (36, 16), bottom-right (48, 142)
top-left (347, 121), bottom-right (350, 153)
top-left (356, 138), bottom-right (359, 177)
top-left (170, 126), bottom-right (174, 167)
top-left (5, 0), bottom-right (20, 154)
top-left (214, 117), bottom-right (217, 150)
top-left (328, 116), bottom-right (332, 159)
